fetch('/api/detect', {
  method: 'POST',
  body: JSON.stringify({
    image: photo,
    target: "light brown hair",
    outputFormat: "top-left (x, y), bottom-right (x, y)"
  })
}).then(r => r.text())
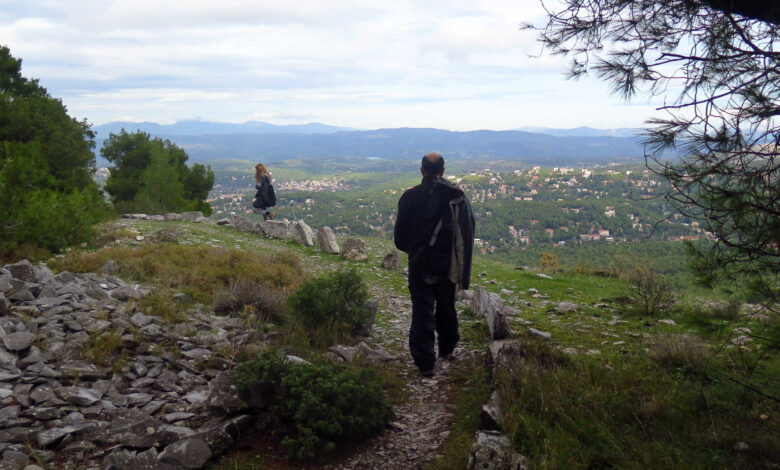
top-left (254, 163), bottom-right (268, 182)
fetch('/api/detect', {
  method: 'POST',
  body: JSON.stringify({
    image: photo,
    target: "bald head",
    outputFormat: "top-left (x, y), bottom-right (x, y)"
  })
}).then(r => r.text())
top-left (421, 152), bottom-right (445, 176)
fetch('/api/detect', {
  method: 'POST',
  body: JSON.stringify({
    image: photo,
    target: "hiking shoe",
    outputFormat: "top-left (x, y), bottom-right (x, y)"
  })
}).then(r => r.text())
top-left (268, 211), bottom-right (275, 220)
top-left (419, 367), bottom-right (434, 378)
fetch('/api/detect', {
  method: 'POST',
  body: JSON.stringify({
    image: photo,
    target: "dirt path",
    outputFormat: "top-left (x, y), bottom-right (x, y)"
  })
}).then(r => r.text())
top-left (328, 291), bottom-right (472, 470)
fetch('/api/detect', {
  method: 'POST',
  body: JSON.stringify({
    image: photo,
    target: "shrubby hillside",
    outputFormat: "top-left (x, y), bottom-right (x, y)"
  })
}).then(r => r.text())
top-left (0, 46), bottom-right (111, 259)
top-left (0, 215), bottom-right (773, 469)
top-left (0, 47), bottom-right (215, 259)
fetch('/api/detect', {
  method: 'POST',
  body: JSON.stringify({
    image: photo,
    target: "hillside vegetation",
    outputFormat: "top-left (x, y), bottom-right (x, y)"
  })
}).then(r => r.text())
top-left (45, 217), bottom-right (778, 469)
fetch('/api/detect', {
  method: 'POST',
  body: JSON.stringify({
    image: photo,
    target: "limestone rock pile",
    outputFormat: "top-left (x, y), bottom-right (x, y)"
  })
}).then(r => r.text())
top-left (0, 260), bottom-right (257, 470)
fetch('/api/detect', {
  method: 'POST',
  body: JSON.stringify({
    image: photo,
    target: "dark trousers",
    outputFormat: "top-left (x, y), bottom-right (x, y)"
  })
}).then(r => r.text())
top-left (408, 269), bottom-right (460, 371)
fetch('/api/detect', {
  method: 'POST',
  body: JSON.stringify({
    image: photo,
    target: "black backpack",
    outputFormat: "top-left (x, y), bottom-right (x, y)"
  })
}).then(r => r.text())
top-left (253, 178), bottom-right (276, 208)
top-left (262, 180), bottom-right (276, 207)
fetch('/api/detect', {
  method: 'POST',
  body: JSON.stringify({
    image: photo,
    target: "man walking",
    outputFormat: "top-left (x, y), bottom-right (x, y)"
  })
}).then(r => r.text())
top-left (394, 152), bottom-right (475, 377)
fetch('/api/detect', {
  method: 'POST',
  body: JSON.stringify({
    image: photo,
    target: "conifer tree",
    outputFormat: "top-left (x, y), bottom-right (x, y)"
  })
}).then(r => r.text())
top-left (529, 0), bottom-right (779, 300)
top-left (102, 130), bottom-right (214, 215)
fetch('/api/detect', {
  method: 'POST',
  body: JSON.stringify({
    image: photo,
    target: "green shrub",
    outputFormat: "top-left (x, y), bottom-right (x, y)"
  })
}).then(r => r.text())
top-left (234, 351), bottom-right (393, 461)
top-left (286, 267), bottom-right (372, 339)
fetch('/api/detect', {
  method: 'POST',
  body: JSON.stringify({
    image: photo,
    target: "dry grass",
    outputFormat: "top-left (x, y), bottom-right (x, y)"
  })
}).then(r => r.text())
top-left (649, 333), bottom-right (711, 374)
top-left (49, 243), bottom-right (306, 304)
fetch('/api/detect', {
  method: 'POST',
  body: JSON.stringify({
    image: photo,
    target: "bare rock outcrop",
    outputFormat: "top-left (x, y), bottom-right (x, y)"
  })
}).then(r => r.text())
top-left (0, 260), bottom-right (257, 469)
top-left (471, 286), bottom-right (511, 340)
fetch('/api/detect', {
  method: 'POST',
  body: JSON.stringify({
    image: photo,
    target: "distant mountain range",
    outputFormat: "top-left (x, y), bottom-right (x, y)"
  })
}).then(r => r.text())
top-left (93, 120), bottom-right (352, 137)
top-left (515, 126), bottom-right (641, 138)
top-left (93, 120), bottom-right (651, 166)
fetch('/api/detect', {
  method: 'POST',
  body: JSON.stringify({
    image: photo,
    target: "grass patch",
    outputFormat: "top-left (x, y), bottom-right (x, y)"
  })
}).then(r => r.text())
top-left (138, 290), bottom-right (189, 323)
top-left (649, 333), bottom-right (711, 376)
top-left (81, 331), bottom-right (128, 373)
top-left (497, 338), bottom-right (779, 469)
top-left (213, 280), bottom-right (287, 323)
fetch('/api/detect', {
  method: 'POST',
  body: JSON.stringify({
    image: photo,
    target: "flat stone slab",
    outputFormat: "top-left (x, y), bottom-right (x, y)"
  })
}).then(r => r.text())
top-left (2, 332), bottom-right (35, 351)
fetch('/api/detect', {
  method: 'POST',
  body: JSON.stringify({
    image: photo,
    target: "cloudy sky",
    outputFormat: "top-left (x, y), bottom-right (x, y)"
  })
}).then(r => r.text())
top-left (0, 0), bottom-right (663, 131)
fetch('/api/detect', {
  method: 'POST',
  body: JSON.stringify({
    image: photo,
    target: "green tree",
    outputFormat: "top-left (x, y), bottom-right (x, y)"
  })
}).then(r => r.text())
top-left (0, 46), bottom-right (110, 257)
top-left (529, 0), bottom-right (779, 301)
top-left (133, 147), bottom-right (187, 214)
top-left (102, 130), bottom-right (214, 215)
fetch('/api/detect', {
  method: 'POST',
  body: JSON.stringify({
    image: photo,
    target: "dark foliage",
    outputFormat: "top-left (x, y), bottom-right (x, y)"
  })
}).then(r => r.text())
top-left (101, 130), bottom-right (214, 215)
top-left (529, 0), bottom-right (779, 303)
top-left (233, 351), bottom-right (393, 461)
top-left (0, 46), bottom-right (111, 257)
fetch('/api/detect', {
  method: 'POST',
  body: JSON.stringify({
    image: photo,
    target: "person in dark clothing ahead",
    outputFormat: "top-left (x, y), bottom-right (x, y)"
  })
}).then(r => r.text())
top-left (394, 152), bottom-right (475, 377)
top-left (252, 163), bottom-right (276, 220)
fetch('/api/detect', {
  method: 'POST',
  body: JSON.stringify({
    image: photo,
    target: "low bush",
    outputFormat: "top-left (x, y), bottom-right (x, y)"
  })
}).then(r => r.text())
top-left (610, 255), bottom-right (676, 315)
top-left (538, 251), bottom-right (560, 273)
top-left (213, 279), bottom-right (287, 323)
top-left (233, 351), bottom-right (393, 461)
top-left (628, 265), bottom-right (677, 315)
top-left (286, 267), bottom-right (372, 345)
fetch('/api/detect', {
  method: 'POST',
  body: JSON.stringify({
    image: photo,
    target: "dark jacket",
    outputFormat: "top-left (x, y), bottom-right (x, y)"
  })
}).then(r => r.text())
top-left (253, 175), bottom-right (273, 208)
top-left (394, 175), bottom-right (475, 289)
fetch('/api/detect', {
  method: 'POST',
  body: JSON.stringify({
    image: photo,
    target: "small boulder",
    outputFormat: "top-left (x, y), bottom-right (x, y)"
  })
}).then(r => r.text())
top-left (262, 220), bottom-right (291, 239)
top-left (2, 332), bottom-right (35, 352)
top-left (158, 438), bottom-right (212, 469)
top-left (205, 372), bottom-right (248, 416)
top-left (380, 250), bottom-right (402, 270)
top-left (466, 430), bottom-right (528, 470)
top-left (527, 328), bottom-right (552, 341)
top-left (316, 226), bottom-right (340, 254)
top-left (480, 391), bottom-right (504, 431)
top-left (554, 302), bottom-right (578, 314)
top-left (342, 238), bottom-right (367, 261)
top-left (292, 220), bottom-right (315, 246)
top-left (7, 260), bottom-right (36, 282)
top-left (180, 211), bottom-right (204, 221)
top-left (111, 286), bottom-right (144, 301)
